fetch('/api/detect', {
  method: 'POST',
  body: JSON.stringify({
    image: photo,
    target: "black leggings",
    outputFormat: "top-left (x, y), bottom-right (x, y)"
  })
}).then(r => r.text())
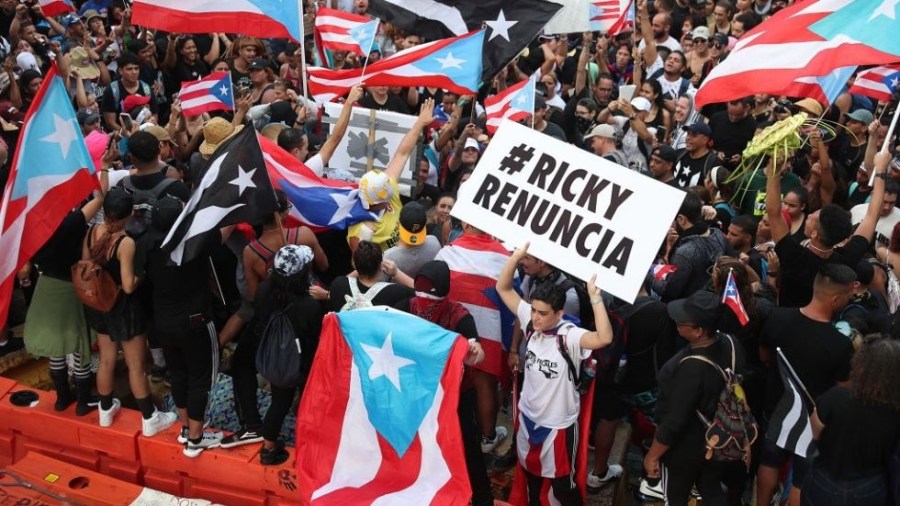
top-left (231, 325), bottom-right (307, 441)
top-left (162, 320), bottom-right (218, 422)
top-left (661, 459), bottom-right (743, 506)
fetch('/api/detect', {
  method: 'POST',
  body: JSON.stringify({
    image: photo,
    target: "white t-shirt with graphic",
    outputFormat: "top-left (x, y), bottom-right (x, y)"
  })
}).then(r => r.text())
top-left (516, 300), bottom-right (589, 429)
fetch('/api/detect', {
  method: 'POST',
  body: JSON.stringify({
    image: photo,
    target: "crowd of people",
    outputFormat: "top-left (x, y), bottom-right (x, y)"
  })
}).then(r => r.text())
top-left (0, 0), bottom-right (899, 505)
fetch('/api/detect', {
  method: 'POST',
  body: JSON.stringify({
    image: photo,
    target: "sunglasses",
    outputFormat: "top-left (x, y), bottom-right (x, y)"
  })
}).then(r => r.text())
top-left (693, 37), bottom-right (707, 43)
top-left (713, 43), bottom-right (724, 49)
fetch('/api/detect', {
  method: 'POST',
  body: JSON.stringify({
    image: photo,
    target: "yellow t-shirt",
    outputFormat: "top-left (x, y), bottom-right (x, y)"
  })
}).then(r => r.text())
top-left (347, 179), bottom-right (402, 251)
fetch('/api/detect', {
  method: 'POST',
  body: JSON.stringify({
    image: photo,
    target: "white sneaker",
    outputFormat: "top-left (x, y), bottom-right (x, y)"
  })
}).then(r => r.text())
top-left (183, 431), bottom-right (224, 458)
top-left (587, 463), bottom-right (623, 492)
top-left (639, 478), bottom-right (665, 500)
top-left (142, 410), bottom-right (178, 437)
top-left (177, 426), bottom-right (189, 444)
top-left (480, 426), bottom-right (509, 453)
top-left (98, 398), bottom-right (121, 428)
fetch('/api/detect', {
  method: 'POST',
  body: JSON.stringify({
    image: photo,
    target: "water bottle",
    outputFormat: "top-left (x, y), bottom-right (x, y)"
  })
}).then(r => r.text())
top-left (578, 357), bottom-right (597, 395)
top-left (614, 354), bottom-right (628, 385)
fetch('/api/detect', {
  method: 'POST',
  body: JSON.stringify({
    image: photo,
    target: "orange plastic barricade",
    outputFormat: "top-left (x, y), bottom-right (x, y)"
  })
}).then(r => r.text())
top-left (4, 452), bottom-right (220, 506)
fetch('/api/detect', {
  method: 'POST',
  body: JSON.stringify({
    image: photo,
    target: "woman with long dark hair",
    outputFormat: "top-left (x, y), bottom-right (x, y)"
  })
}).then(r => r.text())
top-left (83, 187), bottom-right (177, 436)
top-left (804, 339), bottom-right (900, 505)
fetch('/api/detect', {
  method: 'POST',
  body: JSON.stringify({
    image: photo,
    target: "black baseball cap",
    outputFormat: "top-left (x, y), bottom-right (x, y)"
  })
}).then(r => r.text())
top-left (653, 145), bottom-right (677, 163)
top-left (248, 58), bottom-right (268, 71)
top-left (399, 202), bottom-right (427, 246)
top-left (667, 291), bottom-right (722, 328)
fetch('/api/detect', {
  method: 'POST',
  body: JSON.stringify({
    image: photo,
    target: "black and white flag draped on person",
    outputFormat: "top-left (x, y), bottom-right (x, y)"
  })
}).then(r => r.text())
top-left (766, 348), bottom-right (817, 458)
top-left (161, 127), bottom-right (277, 265)
top-left (368, 0), bottom-right (562, 83)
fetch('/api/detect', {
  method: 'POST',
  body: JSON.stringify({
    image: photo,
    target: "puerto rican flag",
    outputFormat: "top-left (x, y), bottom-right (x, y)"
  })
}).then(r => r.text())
top-left (315, 8), bottom-right (379, 58)
top-left (435, 234), bottom-right (511, 379)
top-left (784, 65), bottom-right (857, 107)
top-left (722, 270), bottom-right (749, 326)
top-left (849, 64), bottom-right (900, 102)
top-left (590, 0), bottom-right (633, 35)
top-left (38, 0), bottom-right (74, 17)
top-left (259, 135), bottom-right (380, 231)
top-left (178, 72), bottom-right (235, 117)
top-left (695, 0), bottom-right (900, 107)
top-left (0, 65), bottom-right (97, 325)
top-left (485, 77), bottom-right (536, 134)
top-left (309, 30), bottom-right (484, 102)
top-left (132, 0), bottom-right (304, 42)
top-left (650, 263), bottom-right (677, 281)
top-left (296, 308), bottom-right (472, 505)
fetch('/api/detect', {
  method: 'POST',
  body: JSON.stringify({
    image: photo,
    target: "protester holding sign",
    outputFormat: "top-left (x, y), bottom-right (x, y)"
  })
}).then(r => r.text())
top-left (496, 242), bottom-right (613, 504)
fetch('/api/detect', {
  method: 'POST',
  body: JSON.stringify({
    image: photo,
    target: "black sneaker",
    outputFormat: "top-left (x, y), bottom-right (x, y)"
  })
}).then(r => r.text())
top-left (149, 365), bottom-right (168, 383)
top-left (0, 338), bottom-right (24, 357)
top-left (260, 441), bottom-right (289, 466)
top-left (219, 428), bottom-right (264, 448)
top-left (492, 447), bottom-right (518, 472)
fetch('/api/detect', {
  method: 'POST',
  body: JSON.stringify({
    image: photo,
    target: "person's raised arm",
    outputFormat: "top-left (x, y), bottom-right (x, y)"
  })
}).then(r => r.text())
top-left (766, 156), bottom-right (789, 243)
top-left (574, 32), bottom-right (593, 97)
top-left (578, 274), bottom-right (613, 350)
top-left (162, 33), bottom-right (178, 71)
top-left (385, 97), bottom-right (434, 182)
top-left (863, 119), bottom-right (882, 176)
top-left (811, 129), bottom-right (835, 205)
top-left (318, 84), bottom-right (363, 166)
top-left (638, 0), bottom-right (657, 70)
top-left (496, 242), bottom-right (526, 313)
top-left (854, 150), bottom-right (890, 242)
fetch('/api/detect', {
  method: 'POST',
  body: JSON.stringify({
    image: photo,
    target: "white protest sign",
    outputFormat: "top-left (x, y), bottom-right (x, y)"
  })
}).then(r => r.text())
top-left (452, 120), bottom-right (685, 303)
top-left (322, 103), bottom-right (419, 195)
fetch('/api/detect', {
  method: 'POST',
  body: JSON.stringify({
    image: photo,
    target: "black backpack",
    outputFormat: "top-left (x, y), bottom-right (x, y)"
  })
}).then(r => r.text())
top-left (255, 303), bottom-right (302, 389)
top-left (557, 276), bottom-right (595, 331)
top-left (119, 174), bottom-right (177, 238)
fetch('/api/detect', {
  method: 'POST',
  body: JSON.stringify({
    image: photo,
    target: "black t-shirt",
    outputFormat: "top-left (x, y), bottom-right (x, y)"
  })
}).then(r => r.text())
top-left (815, 386), bottom-right (900, 481)
top-left (172, 59), bottom-right (211, 86)
top-left (120, 171), bottom-right (191, 202)
top-left (709, 111), bottom-right (756, 159)
top-left (774, 235), bottom-right (869, 308)
top-left (327, 277), bottom-right (414, 313)
top-left (358, 93), bottom-right (410, 115)
top-left (617, 298), bottom-right (678, 394)
top-left (760, 308), bottom-right (853, 416)
top-left (32, 210), bottom-right (88, 280)
top-left (673, 149), bottom-right (716, 188)
top-left (655, 335), bottom-right (746, 465)
top-left (145, 232), bottom-right (219, 335)
top-left (100, 79), bottom-right (159, 116)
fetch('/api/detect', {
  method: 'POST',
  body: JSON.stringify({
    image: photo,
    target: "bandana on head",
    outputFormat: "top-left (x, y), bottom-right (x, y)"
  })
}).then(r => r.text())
top-left (273, 244), bottom-right (313, 277)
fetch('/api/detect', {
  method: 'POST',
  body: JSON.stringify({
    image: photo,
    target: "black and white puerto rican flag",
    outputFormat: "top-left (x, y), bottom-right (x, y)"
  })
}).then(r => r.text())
top-left (368, 0), bottom-right (562, 83)
top-left (765, 348), bottom-right (818, 458)
top-left (161, 127), bottom-right (277, 265)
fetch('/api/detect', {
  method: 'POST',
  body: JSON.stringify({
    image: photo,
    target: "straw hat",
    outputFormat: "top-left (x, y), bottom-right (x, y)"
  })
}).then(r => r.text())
top-left (199, 117), bottom-right (243, 156)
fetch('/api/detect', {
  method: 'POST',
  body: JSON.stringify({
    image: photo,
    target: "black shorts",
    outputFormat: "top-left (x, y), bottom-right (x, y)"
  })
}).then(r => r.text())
top-left (592, 383), bottom-right (631, 421)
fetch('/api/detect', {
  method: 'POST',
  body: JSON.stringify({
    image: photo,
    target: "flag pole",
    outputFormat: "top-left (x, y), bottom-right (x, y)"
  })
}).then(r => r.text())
top-left (869, 103), bottom-right (900, 186)
top-left (358, 21), bottom-right (379, 84)
top-left (299, 3), bottom-right (311, 110)
top-left (721, 268), bottom-right (732, 302)
top-left (776, 347), bottom-right (816, 408)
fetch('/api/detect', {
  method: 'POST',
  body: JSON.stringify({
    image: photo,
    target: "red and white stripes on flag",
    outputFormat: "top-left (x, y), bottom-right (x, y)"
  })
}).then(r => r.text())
top-left (314, 7), bottom-right (376, 57)
top-left (485, 77), bottom-right (536, 134)
top-left (178, 72), bottom-right (235, 117)
top-left (435, 234), bottom-right (509, 379)
top-left (38, 0), bottom-right (74, 17)
top-left (589, 0), bottom-right (633, 34)
top-left (849, 65), bottom-right (900, 102)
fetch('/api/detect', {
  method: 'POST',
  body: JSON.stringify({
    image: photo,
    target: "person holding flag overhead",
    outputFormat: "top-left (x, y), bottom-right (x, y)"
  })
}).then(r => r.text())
top-left (496, 242), bottom-right (614, 505)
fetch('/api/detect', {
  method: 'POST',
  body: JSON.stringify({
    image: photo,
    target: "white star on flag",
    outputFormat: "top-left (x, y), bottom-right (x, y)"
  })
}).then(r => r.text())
top-left (515, 93), bottom-right (527, 105)
top-left (219, 84), bottom-right (230, 97)
top-left (870, 0), bottom-right (899, 20)
top-left (361, 332), bottom-right (415, 391)
top-left (892, 76), bottom-right (900, 89)
top-left (436, 52), bottom-right (465, 70)
top-left (40, 113), bottom-right (78, 159)
top-left (485, 10), bottom-right (518, 42)
top-left (328, 189), bottom-right (360, 225)
top-left (229, 165), bottom-right (257, 196)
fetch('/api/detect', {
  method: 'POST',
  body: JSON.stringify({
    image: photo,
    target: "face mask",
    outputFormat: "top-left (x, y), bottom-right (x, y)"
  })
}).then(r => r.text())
top-left (576, 117), bottom-right (593, 131)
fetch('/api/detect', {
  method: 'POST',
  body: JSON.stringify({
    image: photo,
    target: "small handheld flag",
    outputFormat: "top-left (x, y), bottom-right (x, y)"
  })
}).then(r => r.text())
top-left (722, 269), bottom-right (750, 326)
